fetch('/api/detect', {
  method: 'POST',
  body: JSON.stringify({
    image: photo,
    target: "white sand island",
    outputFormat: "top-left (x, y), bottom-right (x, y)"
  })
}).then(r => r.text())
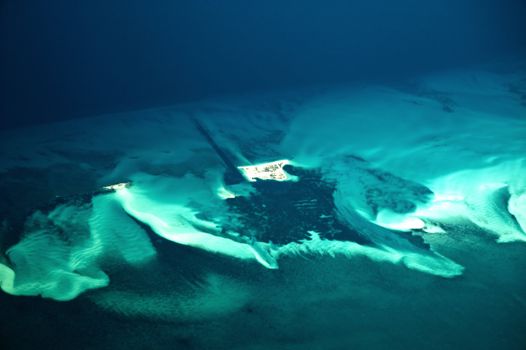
top-left (237, 159), bottom-right (296, 182)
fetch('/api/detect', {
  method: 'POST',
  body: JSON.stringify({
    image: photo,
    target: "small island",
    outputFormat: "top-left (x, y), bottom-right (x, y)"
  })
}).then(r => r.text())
top-left (237, 159), bottom-right (295, 182)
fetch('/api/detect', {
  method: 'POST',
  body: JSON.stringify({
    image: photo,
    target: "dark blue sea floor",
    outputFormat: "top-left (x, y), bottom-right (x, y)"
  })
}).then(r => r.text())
top-left (1, 68), bottom-right (526, 349)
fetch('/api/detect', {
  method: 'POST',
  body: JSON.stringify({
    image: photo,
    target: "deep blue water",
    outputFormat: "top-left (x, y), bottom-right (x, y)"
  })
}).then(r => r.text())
top-left (1, 2), bottom-right (526, 350)
top-left (1, 0), bottom-right (525, 128)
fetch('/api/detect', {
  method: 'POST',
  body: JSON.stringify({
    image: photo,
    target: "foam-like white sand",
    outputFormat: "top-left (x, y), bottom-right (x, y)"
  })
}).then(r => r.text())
top-left (0, 195), bottom-right (156, 300)
top-left (278, 70), bottom-right (526, 243)
top-left (1, 67), bottom-right (525, 300)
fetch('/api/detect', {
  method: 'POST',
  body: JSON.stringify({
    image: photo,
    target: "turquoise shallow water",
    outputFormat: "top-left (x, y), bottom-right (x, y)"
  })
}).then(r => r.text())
top-left (1, 225), bottom-right (525, 349)
top-left (1, 67), bottom-right (525, 349)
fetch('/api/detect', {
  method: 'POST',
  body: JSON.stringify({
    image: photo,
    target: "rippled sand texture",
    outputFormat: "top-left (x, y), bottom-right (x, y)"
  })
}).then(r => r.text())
top-left (0, 67), bottom-right (525, 349)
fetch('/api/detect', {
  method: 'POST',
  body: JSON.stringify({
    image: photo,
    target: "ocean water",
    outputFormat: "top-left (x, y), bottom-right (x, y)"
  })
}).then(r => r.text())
top-left (1, 1), bottom-right (526, 349)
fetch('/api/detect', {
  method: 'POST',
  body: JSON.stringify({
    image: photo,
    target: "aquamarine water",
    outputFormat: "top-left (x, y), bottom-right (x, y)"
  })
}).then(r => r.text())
top-left (1, 67), bottom-right (525, 349)
top-left (1, 1), bottom-right (525, 349)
